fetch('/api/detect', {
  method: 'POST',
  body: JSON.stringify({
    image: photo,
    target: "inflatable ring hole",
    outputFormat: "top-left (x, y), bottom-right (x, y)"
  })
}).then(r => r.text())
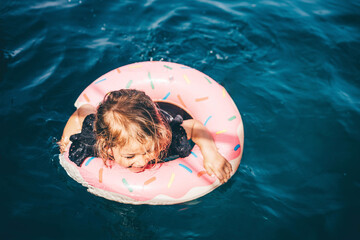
top-left (155, 101), bottom-right (193, 120)
top-left (155, 101), bottom-right (195, 162)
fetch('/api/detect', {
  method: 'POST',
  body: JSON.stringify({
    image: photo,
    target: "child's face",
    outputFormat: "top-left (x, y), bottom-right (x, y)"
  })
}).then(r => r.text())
top-left (111, 140), bottom-right (154, 173)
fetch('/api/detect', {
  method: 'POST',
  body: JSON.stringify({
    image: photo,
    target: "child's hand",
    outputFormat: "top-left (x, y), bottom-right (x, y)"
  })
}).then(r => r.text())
top-left (203, 149), bottom-right (232, 184)
top-left (58, 137), bottom-right (69, 154)
top-left (181, 119), bottom-right (233, 184)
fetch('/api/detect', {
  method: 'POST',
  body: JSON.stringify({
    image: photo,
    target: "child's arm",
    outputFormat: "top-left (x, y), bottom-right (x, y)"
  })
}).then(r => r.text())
top-left (59, 104), bottom-right (96, 153)
top-left (182, 119), bottom-right (232, 184)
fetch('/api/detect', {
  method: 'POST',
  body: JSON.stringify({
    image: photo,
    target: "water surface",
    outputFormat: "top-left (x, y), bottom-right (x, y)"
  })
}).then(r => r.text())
top-left (1, 0), bottom-right (359, 239)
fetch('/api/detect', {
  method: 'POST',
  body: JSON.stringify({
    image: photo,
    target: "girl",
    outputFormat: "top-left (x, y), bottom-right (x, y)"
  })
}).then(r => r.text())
top-left (59, 89), bottom-right (232, 184)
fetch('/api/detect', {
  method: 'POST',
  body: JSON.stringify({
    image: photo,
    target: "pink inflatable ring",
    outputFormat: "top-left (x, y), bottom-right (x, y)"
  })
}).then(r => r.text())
top-left (59, 61), bottom-right (244, 205)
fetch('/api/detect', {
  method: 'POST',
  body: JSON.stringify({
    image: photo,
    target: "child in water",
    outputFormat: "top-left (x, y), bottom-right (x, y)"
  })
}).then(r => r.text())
top-left (59, 89), bottom-right (232, 183)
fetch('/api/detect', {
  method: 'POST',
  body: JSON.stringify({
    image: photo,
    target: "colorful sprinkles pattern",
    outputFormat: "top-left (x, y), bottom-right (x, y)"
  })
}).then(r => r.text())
top-left (85, 157), bottom-right (95, 166)
top-left (130, 64), bottom-right (142, 69)
top-left (168, 173), bottom-right (175, 188)
top-left (164, 65), bottom-right (172, 70)
top-left (122, 178), bottom-right (133, 192)
top-left (95, 78), bottom-right (107, 84)
top-left (148, 72), bottom-right (155, 89)
top-left (216, 129), bottom-right (227, 135)
top-left (195, 96), bottom-right (209, 102)
top-left (204, 116), bottom-right (212, 126)
top-left (190, 151), bottom-right (198, 158)
top-left (144, 177), bottom-right (156, 185)
top-left (71, 62), bottom-right (243, 203)
top-left (197, 171), bottom-right (207, 177)
top-left (177, 94), bottom-right (187, 108)
top-left (179, 164), bottom-right (192, 173)
top-left (99, 168), bottom-right (103, 183)
top-left (205, 77), bottom-right (212, 84)
top-left (183, 74), bottom-right (190, 84)
top-left (83, 93), bottom-right (90, 102)
top-left (228, 116), bottom-right (236, 121)
top-left (163, 92), bottom-right (171, 100)
top-left (126, 80), bottom-right (133, 89)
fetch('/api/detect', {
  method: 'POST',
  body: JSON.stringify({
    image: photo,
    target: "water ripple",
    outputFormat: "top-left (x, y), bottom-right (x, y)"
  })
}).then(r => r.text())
top-left (2, 0), bottom-right (360, 239)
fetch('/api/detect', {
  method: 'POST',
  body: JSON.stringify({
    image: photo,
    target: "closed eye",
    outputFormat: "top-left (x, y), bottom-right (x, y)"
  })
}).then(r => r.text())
top-left (124, 155), bottom-right (135, 159)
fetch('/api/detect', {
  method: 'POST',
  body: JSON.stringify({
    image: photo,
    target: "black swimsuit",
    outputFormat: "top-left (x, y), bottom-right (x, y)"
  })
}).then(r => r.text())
top-left (68, 110), bottom-right (193, 166)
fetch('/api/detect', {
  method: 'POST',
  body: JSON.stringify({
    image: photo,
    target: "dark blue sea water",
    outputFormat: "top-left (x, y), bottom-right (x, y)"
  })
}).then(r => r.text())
top-left (1, 0), bottom-right (359, 239)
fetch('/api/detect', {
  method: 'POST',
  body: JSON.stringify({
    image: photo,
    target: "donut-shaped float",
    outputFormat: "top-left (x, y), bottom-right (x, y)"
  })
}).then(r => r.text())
top-left (59, 61), bottom-right (244, 205)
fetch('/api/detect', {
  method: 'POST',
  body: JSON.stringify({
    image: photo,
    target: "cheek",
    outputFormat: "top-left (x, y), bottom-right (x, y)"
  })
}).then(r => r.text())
top-left (114, 157), bottom-right (131, 168)
top-left (111, 148), bottom-right (128, 167)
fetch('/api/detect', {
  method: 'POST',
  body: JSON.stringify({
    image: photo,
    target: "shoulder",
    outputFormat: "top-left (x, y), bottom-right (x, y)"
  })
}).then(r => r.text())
top-left (59, 104), bottom-right (96, 152)
top-left (69, 104), bottom-right (96, 130)
top-left (167, 119), bottom-right (195, 158)
top-left (77, 104), bottom-right (96, 124)
top-left (180, 119), bottom-right (200, 140)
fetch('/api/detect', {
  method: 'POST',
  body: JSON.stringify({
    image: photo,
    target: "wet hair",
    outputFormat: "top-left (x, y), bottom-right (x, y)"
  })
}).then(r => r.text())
top-left (94, 89), bottom-right (172, 166)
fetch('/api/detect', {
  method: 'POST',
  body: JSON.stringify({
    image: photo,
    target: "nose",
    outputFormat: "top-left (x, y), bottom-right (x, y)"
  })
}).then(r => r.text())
top-left (128, 155), bottom-right (149, 173)
top-left (131, 155), bottom-right (149, 168)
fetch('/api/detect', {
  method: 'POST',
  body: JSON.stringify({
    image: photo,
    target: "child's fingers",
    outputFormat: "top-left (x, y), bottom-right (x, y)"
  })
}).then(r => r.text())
top-left (220, 162), bottom-right (232, 183)
top-left (205, 165), bottom-right (224, 183)
top-left (204, 165), bottom-right (215, 177)
top-left (213, 168), bottom-right (227, 184)
top-left (227, 161), bottom-right (233, 173)
top-left (205, 162), bottom-right (232, 184)
top-left (225, 162), bottom-right (232, 179)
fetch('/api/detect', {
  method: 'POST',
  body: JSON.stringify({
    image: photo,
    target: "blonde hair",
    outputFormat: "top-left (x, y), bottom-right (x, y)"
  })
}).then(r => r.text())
top-left (94, 89), bottom-right (172, 166)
